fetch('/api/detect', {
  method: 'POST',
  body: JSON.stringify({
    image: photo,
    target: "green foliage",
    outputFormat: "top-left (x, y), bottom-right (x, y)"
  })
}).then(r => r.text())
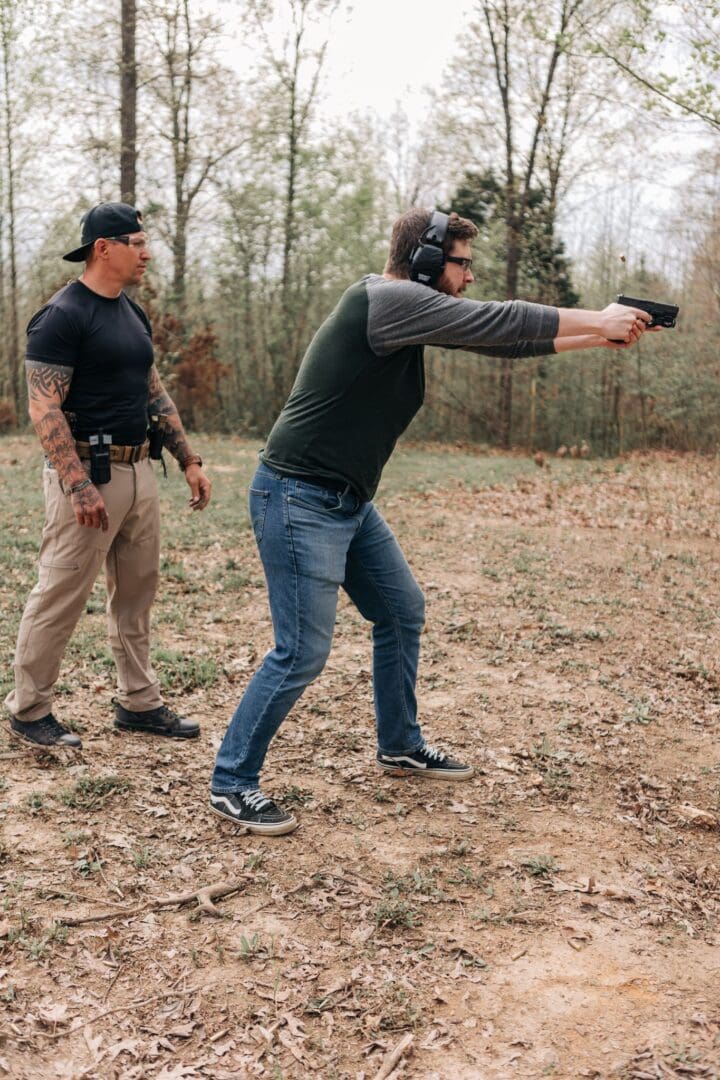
top-left (60, 775), bottom-right (132, 810)
top-left (374, 895), bottom-right (420, 929)
top-left (132, 845), bottom-right (153, 869)
top-left (7, 920), bottom-right (69, 961)
top-left (520, 854), bottom-right (559, 878)
top-left (445, 170), bottom-right (580, 307)
top-left (151, 647), bottom-right (218, 692)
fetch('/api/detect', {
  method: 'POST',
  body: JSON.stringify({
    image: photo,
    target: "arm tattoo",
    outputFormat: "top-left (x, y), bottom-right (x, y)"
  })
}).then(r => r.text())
top-left (26, 360), bottom-right (73, 405)
top-left (148, 364), bottom-right (194, 464)
top-left (26, 361), bottom-right (86, 486)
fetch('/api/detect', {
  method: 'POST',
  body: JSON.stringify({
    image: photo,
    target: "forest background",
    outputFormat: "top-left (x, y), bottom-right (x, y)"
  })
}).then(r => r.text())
top-left (0, 0), bottom-right (717, 455)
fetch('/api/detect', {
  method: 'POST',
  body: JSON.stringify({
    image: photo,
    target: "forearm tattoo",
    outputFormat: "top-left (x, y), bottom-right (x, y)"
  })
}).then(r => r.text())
top-left (148, 364), bottom-right (194, 463)
top-left (27, 361), bottom-right (85, 484)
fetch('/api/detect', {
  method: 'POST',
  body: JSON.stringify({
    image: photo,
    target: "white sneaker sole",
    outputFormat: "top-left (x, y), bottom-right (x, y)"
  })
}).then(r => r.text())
top-left (209, 801), bottom-right (299, 836)
top-left (376, 761), bottom-right (474, 780)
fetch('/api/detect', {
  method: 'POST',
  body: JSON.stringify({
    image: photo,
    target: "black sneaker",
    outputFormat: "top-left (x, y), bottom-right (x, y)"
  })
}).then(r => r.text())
top-left (209, 790), bottom-right (298, 835)
top-left (114, 702), bottom-right (199, 739)
top-left (376, 743), bottom-right (473, 780)
top-left (10, 713), bottom-right (82, 749)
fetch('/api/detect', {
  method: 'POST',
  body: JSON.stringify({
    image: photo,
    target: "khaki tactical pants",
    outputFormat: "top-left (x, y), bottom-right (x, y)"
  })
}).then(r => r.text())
top-left (5, 458), bottom-right (162, 723)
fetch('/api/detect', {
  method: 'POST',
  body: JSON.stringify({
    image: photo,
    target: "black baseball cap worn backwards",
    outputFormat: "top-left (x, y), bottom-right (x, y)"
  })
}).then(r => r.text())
top-left (63, 202), bottom-right (144, 262)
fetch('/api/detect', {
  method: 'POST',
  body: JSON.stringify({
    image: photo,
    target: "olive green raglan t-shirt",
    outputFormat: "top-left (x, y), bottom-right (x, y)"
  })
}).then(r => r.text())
top-left (261, 274), bottom-right (559, 502)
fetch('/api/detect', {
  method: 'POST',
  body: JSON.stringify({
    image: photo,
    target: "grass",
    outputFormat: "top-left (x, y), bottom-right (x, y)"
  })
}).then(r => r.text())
top-left (151, 648), bottom-right (219, 692)
top-left (60, 774), bottom-right (132, 810)
top-left (520, 854), bottom-right (560, 879)
top-left (374, 896), bottom-right (420, 929)
top-left (0, 434), bottom-right (599, 708)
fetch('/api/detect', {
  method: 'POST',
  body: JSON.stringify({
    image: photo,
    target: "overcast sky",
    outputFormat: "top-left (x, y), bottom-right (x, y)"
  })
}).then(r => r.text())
top-left (320, 1), bottom-right (476, 122)
top-left (219, 0), bottom-right (476, 125)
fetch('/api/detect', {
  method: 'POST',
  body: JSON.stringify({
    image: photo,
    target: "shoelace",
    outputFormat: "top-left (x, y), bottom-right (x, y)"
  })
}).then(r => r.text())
top-left (422, 744), bottom-right (447, 763)
top-left (242, 790), bottom-right (272, 811)
top-left (36, 716), bottom-right (67, 736)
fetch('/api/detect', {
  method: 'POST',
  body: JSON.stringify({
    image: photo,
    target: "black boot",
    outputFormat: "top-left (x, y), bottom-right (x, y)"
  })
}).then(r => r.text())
top-left (114, 702), bottom-right (199, 739)
top-left (10, 713), bottom-right (82, 748)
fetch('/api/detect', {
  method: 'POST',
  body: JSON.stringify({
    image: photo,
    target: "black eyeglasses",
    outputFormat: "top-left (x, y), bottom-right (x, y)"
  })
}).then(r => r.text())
top-left (445, 255), bottom-right (473, 271)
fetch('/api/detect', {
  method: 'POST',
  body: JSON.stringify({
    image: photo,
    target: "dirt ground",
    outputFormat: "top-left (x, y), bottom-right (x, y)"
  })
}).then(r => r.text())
top-left (2, 437), bottom-right (720, 1080)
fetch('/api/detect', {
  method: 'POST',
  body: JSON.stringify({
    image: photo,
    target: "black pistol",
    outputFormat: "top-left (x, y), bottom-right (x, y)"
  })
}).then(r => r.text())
top-left (616, 294), bottom-right (679, 329)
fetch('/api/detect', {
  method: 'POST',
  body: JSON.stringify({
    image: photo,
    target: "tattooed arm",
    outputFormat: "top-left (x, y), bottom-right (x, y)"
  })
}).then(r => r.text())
top-left (148, 364), bottom-right (212, 510)
top-left (27, 360), bottom-right (109, 530)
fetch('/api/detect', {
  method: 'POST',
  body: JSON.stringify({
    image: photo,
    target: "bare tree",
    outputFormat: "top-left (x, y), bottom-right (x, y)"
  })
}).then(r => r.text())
top-left (439, 0), bottom-right (638, 446)
top-left (241, 0), bottom-right (338, 406)
top-left (143, 0), bottom-right (248, 319)
top-left (120, 0), bottom-right (136, 204)
top-left (247, 0), bottom-right (338, 305)
top-left (0, 0), bottom-right (20, 415)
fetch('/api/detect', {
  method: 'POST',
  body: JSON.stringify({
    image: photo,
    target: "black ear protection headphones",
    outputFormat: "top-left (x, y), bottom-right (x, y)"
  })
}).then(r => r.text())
top-left (409, 210), bottom-right (449, 286)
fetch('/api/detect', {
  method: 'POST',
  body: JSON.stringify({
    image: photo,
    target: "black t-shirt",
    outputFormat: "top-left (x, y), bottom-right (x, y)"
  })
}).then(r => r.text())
top-left (26, 280), bottom-right (155, 445)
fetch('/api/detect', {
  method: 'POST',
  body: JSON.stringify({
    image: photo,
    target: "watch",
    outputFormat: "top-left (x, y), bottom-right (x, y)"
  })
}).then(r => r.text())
top-left (180, 455), bottom-right (203, 471)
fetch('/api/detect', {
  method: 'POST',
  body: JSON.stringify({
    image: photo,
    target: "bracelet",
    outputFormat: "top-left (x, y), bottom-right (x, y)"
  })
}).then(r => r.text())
top-left (180, 455), bottom-right (202, 471)
top-left (68, 478), bottom-right (92, 494)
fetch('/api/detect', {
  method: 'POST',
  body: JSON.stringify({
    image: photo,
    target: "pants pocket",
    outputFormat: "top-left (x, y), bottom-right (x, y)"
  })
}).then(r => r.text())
top-left (249, 488), bottom-right (270, 543)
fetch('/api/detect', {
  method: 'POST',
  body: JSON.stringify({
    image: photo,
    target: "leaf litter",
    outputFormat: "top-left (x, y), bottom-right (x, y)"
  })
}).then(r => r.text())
top-left (2, 444), bottom-right (720, 1076)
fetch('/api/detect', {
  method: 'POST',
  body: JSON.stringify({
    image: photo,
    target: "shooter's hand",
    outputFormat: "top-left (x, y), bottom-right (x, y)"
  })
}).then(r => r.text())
top-left (599, 303), bottom-right (651, 343)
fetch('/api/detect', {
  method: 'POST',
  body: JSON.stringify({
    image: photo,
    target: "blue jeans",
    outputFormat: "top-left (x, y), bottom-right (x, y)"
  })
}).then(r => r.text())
top-left (211, 462), bottom-right (426, 792)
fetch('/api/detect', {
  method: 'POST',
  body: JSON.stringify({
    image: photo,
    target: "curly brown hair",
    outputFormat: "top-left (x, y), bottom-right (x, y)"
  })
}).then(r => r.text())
top-left (383, 208), bottom-right (479, 278)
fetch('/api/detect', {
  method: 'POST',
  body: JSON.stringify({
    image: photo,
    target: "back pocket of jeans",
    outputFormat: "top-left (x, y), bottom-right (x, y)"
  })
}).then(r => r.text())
top-left (249, 488), bottom-right (270, 542)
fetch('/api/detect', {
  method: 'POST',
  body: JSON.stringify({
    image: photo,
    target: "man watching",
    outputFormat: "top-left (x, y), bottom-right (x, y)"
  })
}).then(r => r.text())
top-left (5, 201), bottom-right (212, 749)
top-left (209, 207), bottom-right (650, 836)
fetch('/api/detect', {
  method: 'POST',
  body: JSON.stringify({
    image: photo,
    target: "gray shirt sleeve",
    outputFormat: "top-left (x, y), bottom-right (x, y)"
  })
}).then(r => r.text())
top-left (459, 340), bottom-right (556, 359)
top-left (365, 274), bottom-right (559, 356)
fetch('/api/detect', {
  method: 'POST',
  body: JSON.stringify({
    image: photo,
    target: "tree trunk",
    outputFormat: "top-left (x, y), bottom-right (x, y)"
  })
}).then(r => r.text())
top-left (120, 0), bottom-right (137, 204)
top-left (0, 4), bottom-right (19, 420)
top-left (498, 217), bottom-right (522, 447)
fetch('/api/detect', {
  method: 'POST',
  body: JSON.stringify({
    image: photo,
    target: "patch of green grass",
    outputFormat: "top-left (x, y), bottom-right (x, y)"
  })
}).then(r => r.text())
top-left (237, 932), bottom-right (266, 960)
top-left (379, 445), bottom-right (594, 498)
top-left (60, 774), bottom-right (131, 810)
top-left (244, 850), bottom-right (267, 872)
top-left (159, 557), bottom-right (187, 581)
top-left (74, 854), bottom-right (102, 877)
top-left (24, 792), bottom-right (46, 814)
top-left (374, 896), bottom-right (420, 929)
top-left (279, 785), bottom-right (314, 808)
top-left (132, 845), bottom-right (153, 869)
top-left (447, 865), bottom-right (493, 893)
top-left (623, 698), bottom-right (653, 725)
top-left (520, 854), bottom-right (559, 879)
top-left (383, 867), bottom-right (441, 899)
top-left (151, 647), bottom-right (218, 691)
top-left (7, 920), bottom-right (68, 961)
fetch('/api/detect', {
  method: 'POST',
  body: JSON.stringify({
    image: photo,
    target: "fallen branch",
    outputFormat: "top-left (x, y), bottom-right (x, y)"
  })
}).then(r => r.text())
top-left (57, 878), bottom-right (248, 926)
top-left (40, 985), bottom-right (200, 1042)
top-left (373, 1032), bottom-right (414, 1080)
